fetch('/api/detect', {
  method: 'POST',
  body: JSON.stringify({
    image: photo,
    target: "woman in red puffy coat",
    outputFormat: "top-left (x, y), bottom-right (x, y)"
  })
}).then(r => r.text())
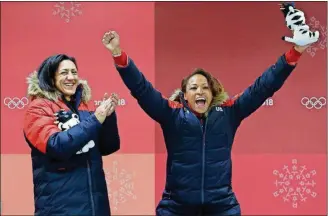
top-left (23, 54), bottom-right (120, 216)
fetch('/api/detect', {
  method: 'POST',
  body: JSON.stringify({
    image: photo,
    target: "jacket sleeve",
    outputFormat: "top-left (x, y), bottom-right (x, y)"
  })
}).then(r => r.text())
top-left (23, 99), bottom-right (102, 161)
top-left (231, 54), bottom-right (296, 122)
top-left (97, 111), bottom-right (120, 156)
top-left (115, 57), bottom-right (181, 124)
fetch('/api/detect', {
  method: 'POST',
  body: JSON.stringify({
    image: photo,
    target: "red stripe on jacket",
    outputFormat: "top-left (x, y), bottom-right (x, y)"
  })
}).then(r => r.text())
top-left (24, 99), bottom-right (61, 153)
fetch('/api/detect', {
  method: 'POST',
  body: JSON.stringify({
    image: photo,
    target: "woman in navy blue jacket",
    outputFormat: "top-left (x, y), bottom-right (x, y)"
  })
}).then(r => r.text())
top-left (101, 7), bottom-right (318, 215)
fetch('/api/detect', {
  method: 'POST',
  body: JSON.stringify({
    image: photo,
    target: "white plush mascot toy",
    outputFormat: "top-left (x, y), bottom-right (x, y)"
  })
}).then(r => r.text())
top-left (54, 110), bottom-right (95, 154)
top-left (280, 2), bottom-right (319, 46)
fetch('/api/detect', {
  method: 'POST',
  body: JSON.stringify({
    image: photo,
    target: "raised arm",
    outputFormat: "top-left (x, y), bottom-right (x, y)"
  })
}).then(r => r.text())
top-left (229, 47), bottom-right (301, 122)
top-left (102, 31), bottom-right (182, 124)
top-left (229, 4), bottom-right (319, 123)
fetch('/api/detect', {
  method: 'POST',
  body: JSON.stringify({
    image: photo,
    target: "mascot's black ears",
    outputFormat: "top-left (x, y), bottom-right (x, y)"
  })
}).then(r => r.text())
top-left (280, 2), bottom-right (295, 17)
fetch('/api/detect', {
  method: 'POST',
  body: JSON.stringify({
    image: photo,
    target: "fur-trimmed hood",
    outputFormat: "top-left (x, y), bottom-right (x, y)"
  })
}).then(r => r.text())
top-left (26, 71), bottom-right (91, 102)
top-left (168, 88), bottom-right (229, 115)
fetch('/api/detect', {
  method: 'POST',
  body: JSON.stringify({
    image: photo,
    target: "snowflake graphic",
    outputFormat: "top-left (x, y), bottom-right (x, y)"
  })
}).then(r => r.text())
top-left (52, 2), bottom-right (82, 23)
top-left (306, 16), bottom-right (327, 57)
top-left (104, 161), bottom-right (137, 212)
top-left (273, 159), bottom-right (317, 208)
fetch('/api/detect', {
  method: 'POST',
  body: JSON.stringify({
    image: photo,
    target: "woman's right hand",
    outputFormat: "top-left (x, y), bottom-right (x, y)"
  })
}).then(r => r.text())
top-left (94, 98), bottom-right (115, 124)
top-left (102, 30), bottom-right (121, 56)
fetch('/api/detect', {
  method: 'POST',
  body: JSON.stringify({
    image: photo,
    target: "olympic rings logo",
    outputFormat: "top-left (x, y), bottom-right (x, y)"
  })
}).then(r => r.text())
top-left (3, 97), bottom-right (29, 109)
top-left (301, 97), bottom-right (326, 109)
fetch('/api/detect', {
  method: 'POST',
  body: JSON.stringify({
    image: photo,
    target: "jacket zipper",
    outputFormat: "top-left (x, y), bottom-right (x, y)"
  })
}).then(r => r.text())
top-left (201, 120), bottom-right (208, 204)
top-left (66, 98), bottom-right (95, 212)
top-left (87, 160), bottom-right (96, 216)
top-left (181, 95), bottom-right (211, 204)
top-left (189, 110), bottom-right (209, 204)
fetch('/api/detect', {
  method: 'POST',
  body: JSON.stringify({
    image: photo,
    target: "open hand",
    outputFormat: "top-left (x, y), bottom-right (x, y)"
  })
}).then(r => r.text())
top-left (95, 96), bottom-right (115, 124)
top-left (102, 92), bottom-right (119, 116)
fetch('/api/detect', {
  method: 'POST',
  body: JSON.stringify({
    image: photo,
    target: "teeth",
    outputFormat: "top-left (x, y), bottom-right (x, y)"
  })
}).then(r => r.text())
top-left (196, 97), bottom-right (206, 101)
top-left (65, 84), bottom-right (74, 86)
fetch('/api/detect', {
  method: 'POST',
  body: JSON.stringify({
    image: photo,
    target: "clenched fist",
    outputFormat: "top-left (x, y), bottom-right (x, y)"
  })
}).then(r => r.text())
top-left (102, 31), bottom-right (121, 56)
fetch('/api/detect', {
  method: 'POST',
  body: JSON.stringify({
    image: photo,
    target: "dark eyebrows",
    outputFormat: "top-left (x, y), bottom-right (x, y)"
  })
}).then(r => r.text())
top-left (60, 68), bottom-right (77, 72)
top-left (189, 83), bottom-right (208, 87)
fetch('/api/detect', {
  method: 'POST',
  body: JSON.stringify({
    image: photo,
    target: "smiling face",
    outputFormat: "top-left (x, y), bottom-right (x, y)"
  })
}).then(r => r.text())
top-left (184, 74), bottom-right (213, 114)
top-left (54, 60), bottom-right (79, 101)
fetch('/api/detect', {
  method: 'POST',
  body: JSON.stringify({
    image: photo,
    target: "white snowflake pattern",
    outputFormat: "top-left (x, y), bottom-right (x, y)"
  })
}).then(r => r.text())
top-left (306, 16), bottom-right (327, 57)
top-left (52, 2), bottom-right (82, 23)
top-left (273, 159), bottom-right (317, 208)
top-left (104, 161), bottom-right (137, 212)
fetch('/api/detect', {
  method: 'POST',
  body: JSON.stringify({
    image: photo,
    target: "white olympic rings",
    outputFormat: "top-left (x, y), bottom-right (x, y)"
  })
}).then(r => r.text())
top-left (3, 97), bottom-right (29, 109)
top-left (301, 97), bottom-right (326, 109)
